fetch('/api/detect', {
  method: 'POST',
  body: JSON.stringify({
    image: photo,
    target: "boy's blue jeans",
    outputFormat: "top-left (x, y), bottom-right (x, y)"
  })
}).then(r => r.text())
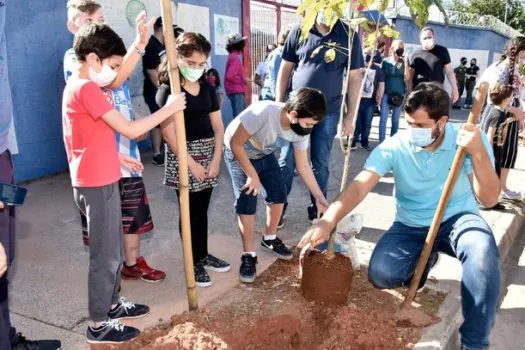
top-left (279, 112), bottom-right (339, 214)
top-left (369, 212), bottom-right (500, 350)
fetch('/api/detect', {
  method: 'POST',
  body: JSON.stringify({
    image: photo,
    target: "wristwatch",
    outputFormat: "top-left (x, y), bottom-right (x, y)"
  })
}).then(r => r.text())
top-left (135, 46), bottom-right (146, 57)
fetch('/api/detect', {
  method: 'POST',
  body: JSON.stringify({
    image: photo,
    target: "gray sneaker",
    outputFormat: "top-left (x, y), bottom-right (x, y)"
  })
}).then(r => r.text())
top-left (86, 319), bottom-right (139, 344)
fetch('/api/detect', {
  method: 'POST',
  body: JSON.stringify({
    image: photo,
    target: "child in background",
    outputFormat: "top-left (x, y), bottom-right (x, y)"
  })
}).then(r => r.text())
top-left (63, 23), bottom-right (185, 343)
top-left (224, 88), bottom-right (329, 283)
top-left (157, 33), bottom-right (230, 288)
top-left (206, 68), bottom-right (224, 108)
top-left (480, 83), bottom-right (514, 199)
top-left (65, 0), bottom-right (166, 282)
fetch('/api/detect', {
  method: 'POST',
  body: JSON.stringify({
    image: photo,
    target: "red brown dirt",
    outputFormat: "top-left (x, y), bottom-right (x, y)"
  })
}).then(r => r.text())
top-left (94, 251), bottom-right (446, 350)
top-left (301, 251), bottom-right (353, 304)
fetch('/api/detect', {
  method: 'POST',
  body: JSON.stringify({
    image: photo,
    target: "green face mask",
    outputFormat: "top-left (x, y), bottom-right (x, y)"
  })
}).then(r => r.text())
top-left (179, 65), bottom-right (205, 83)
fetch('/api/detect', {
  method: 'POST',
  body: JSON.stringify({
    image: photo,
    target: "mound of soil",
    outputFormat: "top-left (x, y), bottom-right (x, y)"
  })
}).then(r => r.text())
top-left (95, 252), bottom-right (445, 350)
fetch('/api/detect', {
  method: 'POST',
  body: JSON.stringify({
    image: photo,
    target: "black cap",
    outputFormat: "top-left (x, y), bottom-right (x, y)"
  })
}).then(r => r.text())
top-left (154, 17), bottom-right (163, 30)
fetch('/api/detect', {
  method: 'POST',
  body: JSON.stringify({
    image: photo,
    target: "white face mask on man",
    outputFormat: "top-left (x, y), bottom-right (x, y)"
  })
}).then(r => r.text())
top-left (88, 59), bottom-right (117, 87)
top-left (408, 123), bottom-right (441, 148)
top-left (421, 38), bottom-right (435, 51)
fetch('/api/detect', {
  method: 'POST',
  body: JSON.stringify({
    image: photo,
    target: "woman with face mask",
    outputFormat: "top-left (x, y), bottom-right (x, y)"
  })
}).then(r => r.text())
top-left (378, 39), bottom-right (406, 143)
top-left (157, 33), bottom-right (230, 288)
top-left (477, 36), bottom-right (525, 201)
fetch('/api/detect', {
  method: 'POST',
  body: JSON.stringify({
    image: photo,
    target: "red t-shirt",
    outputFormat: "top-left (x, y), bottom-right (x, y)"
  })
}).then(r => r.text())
top-left (62, 79), bottom-right (121, 187)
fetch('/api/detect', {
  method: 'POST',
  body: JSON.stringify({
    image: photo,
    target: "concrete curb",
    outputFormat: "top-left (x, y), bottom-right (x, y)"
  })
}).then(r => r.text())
top-left (415, 212), bottom-right (525, 350)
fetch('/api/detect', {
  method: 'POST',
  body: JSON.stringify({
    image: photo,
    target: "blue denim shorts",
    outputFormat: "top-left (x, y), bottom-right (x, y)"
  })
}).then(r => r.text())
top-left (224, 148), bottom-right (287, 215)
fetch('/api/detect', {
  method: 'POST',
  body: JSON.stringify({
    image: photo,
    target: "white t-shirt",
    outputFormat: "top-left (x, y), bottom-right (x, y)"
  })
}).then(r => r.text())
top-left (224, 101), bottom-right (309, 159)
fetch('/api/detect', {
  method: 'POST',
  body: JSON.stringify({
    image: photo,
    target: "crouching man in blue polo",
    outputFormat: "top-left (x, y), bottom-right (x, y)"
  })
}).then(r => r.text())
top-left (299, 82), bottom-right (501, 350)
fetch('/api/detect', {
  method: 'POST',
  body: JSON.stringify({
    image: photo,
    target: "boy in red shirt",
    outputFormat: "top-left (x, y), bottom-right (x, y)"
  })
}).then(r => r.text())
top-left (63, 23), bottom-right (185, 344)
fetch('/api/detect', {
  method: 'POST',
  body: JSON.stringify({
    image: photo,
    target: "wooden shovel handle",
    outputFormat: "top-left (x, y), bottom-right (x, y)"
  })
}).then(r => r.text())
top-left (401, 82), bottom-right (489, 309)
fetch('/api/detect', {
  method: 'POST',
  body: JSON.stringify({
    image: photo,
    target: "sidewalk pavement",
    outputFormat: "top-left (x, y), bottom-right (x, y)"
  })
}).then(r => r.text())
top-left (9, 109), bottom-right (525, 349)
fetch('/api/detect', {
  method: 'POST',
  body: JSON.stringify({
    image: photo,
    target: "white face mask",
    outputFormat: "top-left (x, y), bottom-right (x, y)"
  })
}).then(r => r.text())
top-left (421, 38), bottom-right (435, 51)
top-left (409, 125), bottom-right (439, 148)
top-left (88, 62), bottom-right (117, 87)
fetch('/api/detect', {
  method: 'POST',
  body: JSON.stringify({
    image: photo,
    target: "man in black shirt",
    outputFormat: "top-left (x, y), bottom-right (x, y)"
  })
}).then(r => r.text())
top-left (142, 17), bottom-right (184, 166)
top-left (407, 27), bottom-right (459, 104)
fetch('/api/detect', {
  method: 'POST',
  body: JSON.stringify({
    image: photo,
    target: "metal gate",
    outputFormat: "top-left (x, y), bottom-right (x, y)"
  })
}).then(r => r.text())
top-left (243, 0), bottom-right (300, 102)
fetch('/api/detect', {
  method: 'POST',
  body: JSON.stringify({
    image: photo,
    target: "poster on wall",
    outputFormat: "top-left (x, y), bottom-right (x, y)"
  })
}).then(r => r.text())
top-left (214, 14), bottom-right (240, 56)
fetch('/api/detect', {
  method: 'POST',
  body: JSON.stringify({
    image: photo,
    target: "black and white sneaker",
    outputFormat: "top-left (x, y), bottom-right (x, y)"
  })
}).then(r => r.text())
top-left (151, 154), bottom-right (164, 167)
top-left (11, 332), bottom-right (61, 350)
top-left (202, 254), bottom-right (231, 272)
top-left (239, 254), bottom-right (257, 283)
top-left (194, 263), bottom-right (212, 287)
top-left (86, 319), bottom-right (140, 344)
top-left (261, 237), bottom-right (293, 260)
top-left (108, 297), bottom-right (150, 320)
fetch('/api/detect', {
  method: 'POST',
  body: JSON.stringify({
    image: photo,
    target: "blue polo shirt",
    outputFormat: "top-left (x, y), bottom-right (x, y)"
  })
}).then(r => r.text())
top-left (365, 123), bottom-right (494, 228)
top-left (282, 21), bottom-right (365, 115)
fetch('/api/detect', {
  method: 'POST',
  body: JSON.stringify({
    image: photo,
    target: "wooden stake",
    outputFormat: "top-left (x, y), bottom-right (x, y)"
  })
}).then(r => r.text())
top-left (160, 0), bottom-right (198, 311)
top-left (401, 82), bottom-right (489, 309)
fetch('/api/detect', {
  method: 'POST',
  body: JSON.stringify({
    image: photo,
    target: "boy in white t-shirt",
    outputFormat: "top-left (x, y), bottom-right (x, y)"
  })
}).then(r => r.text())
top-left (224, 87), bottom-right (329, 283)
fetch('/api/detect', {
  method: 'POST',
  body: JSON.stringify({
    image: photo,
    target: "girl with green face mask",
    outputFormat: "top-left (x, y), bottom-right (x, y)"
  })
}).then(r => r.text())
top-left (156, 33), bottom-right (231, 288)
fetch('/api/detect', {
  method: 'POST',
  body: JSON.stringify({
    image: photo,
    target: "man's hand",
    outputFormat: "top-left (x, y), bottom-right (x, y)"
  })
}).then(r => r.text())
top-left (118, 154), bottom-right (144, 173)
top-left (0, 201), bottom-right (4, 210)
top-left (342, 117), bottom-right (354, 137)
top-left (0, 243), bottom-right (6, 277)
top-left (136, 133), bottom-right (149, 142)
top-left (207, 158), bottom-right (221, 179)
top-left (315, 196), bottom-right (329, 216)
top-left (298, 220), bottom-right (333, 248)
top-left (241, 175), bottom-right (262, 196)
top-left (451, 87), bottom-right (459, 104)
top-left (457, 123), bottom-right (485, 156)
top-left (135, 11), bottom-right (156, 48)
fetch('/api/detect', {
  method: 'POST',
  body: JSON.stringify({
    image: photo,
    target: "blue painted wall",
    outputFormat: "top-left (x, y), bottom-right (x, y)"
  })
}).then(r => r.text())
top-left (7, 0), bottom-right (242, 182)
top-left (7, 1), bottom-right (71, 182)
top-left (392, 17), bottom-right (508, 66)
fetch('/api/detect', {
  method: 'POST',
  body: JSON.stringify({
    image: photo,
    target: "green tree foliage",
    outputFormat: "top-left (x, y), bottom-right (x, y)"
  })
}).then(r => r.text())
top-left (449, 0), bottom-right (525, 33)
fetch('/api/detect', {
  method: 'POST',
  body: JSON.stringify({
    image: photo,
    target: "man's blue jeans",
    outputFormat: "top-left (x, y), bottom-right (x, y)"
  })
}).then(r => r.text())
top-left (279, 112), bottom-right (339, 213)
top-left (352, 98), bottom-right (376, 147)
top-left (228, 93), bottom-right (246, 118)
top-left (379, 94), bottom-right (402, 143)
top-left (369, 212), bottom-right (500, 350)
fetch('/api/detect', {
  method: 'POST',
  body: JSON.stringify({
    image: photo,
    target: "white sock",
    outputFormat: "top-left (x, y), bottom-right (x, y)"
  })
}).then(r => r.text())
top-left (244, 252), bottom-right (257, 257)
top-left (264, 234), bottom-right (277, 241)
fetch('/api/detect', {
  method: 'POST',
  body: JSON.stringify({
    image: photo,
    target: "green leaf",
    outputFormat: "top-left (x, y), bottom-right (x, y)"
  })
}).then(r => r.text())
top-left (381, 25), bottom-right (400, 38)
top-left (300, 7), bottom-right (317, 42)
top-left (358, 0), bottom-right (375, 9)
top-left (365, 32), bottom-right (379, 49)
top-left (324, 48), bottom-right (336, 63)
top-left (348, 17), bottom-right (369, 26)
top-left (379, 0), bottom-right (389, 13)
top-left (297, 0), bottom-right (316, 15)
top-left (310, 46), bottom-right (323, 59)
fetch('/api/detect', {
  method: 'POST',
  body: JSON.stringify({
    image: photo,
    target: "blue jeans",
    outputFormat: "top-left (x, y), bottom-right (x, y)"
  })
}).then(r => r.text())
top-left (379, 94), bottom-right (402, 143)
top-left (369, 212), bottom-right (500, 350)
top-left (224, 149), bottom-right (286, 215)
top-left (352, 99), bottom-right (376, 147)
top-left (280, 112), bottom-right (339, 213)
top-left (228, 93), bottom-right (246, 118)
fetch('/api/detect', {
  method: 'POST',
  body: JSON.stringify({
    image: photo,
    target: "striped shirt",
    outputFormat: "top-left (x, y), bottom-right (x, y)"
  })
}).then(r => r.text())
top-left (102, 83), bottom-right (142, 178)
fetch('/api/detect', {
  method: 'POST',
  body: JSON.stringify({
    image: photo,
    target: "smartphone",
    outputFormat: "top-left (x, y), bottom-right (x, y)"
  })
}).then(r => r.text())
top-left (0, 183), bottom-right (28, 207)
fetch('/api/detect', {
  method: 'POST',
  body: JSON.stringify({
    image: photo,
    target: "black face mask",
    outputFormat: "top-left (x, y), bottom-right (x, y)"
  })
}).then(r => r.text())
top-left (471, 62), bottom-right (476, 66)
top-left (290, 122), bottom-right (313, 136)
top-left (395, 48), bottom-right (404, 57)
top-left (461, 61), bottom-right (467, 66)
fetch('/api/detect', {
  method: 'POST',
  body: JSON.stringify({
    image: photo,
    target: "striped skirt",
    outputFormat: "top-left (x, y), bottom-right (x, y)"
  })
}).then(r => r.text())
top-left (80, 177), bottom-right (154, 245)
